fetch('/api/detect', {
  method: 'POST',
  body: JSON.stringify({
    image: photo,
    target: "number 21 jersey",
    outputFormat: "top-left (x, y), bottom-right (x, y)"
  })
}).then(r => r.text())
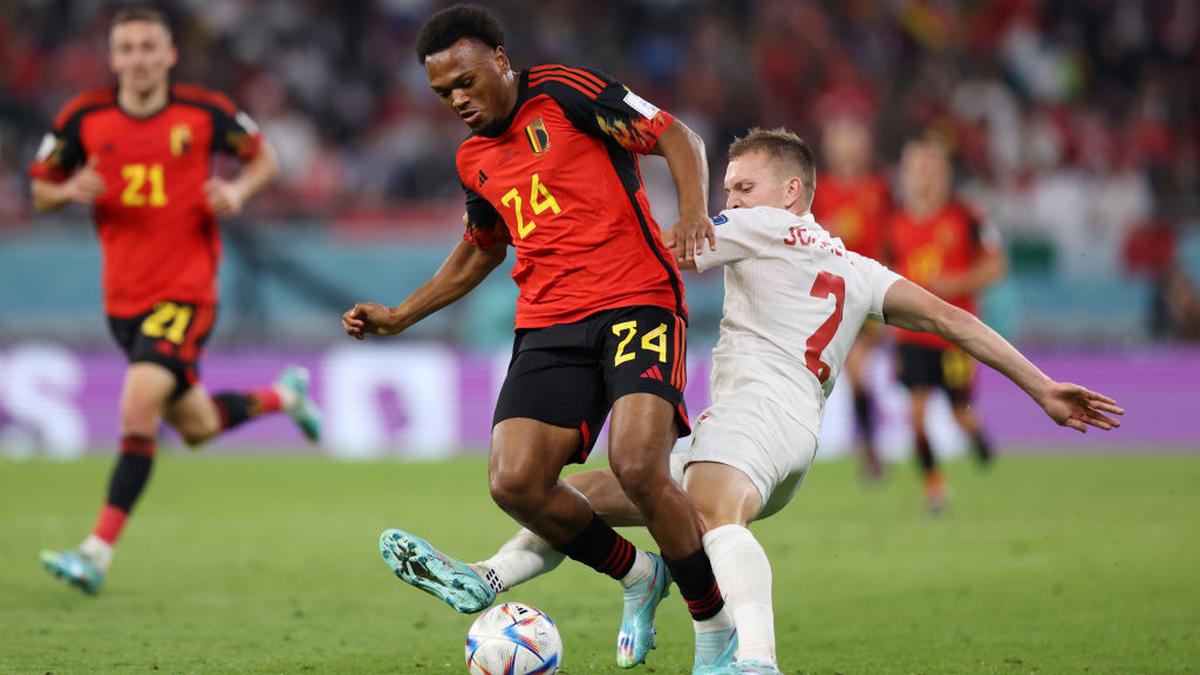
top-left (456, 66), bottom-right (686, 329)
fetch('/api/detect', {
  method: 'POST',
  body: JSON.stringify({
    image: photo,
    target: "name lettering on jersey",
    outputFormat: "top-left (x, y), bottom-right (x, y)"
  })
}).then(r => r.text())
top-left (783, 226), bottom-right (845, 257)
top-left (170, 124), bottom-right (192, 157)
top-left (525, 117), bottom-right (551, 156)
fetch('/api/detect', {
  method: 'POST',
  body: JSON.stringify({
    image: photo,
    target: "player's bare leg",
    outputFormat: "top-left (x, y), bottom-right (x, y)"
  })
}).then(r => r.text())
top-left (844, 332), bottom-right (882, 480)
top-left (909, 387), bottom-right (946, 512)
top-left (164, 367), bottom-right (321, 447)
top-left (40, 362), bottom-right (172, 593)
top-left (609, 394), bottom-right (735, 672)
top-left (950, 401), bottom-right (994, 467)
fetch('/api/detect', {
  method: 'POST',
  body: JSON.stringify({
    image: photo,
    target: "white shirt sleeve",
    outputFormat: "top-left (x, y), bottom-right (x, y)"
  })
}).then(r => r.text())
top-left (847, 250), bottom-right (904, 321)
top-left (693, 207), bottom-right (784, 273)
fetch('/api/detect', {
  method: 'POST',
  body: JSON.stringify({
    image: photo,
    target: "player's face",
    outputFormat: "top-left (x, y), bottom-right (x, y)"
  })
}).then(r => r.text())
top-left (822, 118), bottom-right (870, 177)
top-left (724, 151), bottom-right (797, 211)
top-left (900, 142), bottom-right (951, 209)
top-left (425, 38), bottom-right (514, 133)
top-left (110, 21), bottom-right (176, 96)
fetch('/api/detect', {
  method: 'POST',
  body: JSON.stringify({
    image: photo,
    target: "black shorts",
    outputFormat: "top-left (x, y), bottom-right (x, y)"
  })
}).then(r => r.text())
top-left (108, 301), bottom-right (216, 401)
top-left (896, 343), bottom-right (975, 406)
top-left (493, 305), bottom-right (690, 463)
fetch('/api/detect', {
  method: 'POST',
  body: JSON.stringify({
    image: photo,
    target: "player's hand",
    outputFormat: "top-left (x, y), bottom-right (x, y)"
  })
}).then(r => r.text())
top-left (667, 209), bottom-right (716, 262)
top-left (66, 155), bottom-right (105, 204)
top-left (1036, 382), bottom-right (1124, 433)
top-left (205, 178), bottom-right (245, 219)
top-left (342, 302), bottom-right (400, 340)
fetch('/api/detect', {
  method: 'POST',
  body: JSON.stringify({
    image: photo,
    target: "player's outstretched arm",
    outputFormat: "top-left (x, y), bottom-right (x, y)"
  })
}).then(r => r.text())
top-left (205, 140), bottom-right (280, 218)
top-left (343, 239), bottom-right (507, 340)
top-left (30, 156), bottom-right (105, 213)
top-left (653, 120), bottom-right (715, 262)
top-left (882, 279), bottom-right (1124, 433)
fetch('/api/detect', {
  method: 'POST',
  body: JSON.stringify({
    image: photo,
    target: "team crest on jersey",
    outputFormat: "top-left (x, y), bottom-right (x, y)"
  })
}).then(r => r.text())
top-left (525, 117), bottom-right (550, 156)
top-left (170, 124), bottom-right (192, 157)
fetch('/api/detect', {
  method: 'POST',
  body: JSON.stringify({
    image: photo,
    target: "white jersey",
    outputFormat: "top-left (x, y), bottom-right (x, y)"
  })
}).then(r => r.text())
top-left (694, 206), bottom-right (903, 437)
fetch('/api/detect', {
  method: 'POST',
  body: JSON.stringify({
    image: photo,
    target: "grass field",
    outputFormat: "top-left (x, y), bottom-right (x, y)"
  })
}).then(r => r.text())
top-left (1, 453), bottom-right (1197, 674)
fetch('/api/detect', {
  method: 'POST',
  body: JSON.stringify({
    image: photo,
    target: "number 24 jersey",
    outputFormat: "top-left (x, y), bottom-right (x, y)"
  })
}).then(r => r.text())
top-left (457, 66), bottom-right (686, 330)
top-left (694, 207), bottom-right (902, 437)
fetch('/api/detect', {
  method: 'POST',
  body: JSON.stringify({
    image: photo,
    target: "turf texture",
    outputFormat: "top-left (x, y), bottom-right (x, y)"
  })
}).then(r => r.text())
top-left (1, 454), bottom-right (1196, 674)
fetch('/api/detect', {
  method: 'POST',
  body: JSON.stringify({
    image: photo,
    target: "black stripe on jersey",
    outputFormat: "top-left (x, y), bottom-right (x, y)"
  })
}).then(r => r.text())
top-left (171, 98), bottom-right (233, 153)
top-left (602, 141), bottom-right (686, 322)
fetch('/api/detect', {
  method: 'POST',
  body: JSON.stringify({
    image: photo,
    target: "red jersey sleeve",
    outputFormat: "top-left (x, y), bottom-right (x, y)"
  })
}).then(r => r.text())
top-left (462, 184), bottom-right (511, 248)
top-left (528, 65), bottom-right (675, 154)
top-left (27, 89), bottom-right (109, 182)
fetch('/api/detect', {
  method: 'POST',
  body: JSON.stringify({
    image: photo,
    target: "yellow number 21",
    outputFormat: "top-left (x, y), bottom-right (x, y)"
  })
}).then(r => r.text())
top-left (121, 162), bottom-right (168, 208)
top-left (501, 173), bottom-right (561, 240)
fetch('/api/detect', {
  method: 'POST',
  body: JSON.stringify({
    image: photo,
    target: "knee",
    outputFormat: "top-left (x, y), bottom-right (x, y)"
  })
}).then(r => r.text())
top-left (610, 452), bottom-right (670, 504)
top-left (488, 468), bottom-right (544, 519)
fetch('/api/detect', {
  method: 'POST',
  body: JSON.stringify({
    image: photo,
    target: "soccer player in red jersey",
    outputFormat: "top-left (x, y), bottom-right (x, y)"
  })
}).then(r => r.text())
top-left (811, 116), bottom-right (892, 479)
top-left (342, 5), bottom-right (733, 672)
top-left (28, 6), bottom-right (321, 594)
top-left (885, 136), bottom-right (1007, 511)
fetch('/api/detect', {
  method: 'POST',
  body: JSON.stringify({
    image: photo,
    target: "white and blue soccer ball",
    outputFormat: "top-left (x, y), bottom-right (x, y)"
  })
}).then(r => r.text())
top-left (464, 602), bottom-right (561, 675)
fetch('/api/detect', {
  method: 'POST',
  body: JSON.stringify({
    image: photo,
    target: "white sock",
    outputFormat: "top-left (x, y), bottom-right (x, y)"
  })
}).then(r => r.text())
top-left (619, 549), bottom-right (653, 589)
top-left (703, 524), bottom-right (775, 663)
top-left (80, 535), bottom-right (113, 572)
top-left (470, 528), bottom-right (566, 594)
top-left (693, 606), bottom-right (735, 634)
top-left (274, 383), bottom-right (298, 410)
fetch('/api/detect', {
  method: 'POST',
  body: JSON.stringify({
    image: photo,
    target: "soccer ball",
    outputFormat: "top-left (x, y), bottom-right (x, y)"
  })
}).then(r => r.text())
top-left (464, 602), bottom-right (562, 674)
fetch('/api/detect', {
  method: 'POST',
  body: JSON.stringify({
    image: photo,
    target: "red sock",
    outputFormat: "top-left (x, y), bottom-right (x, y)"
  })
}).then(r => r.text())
top-left (251, 387), bottom-right (283, 415)
top-left (92, 504), bottom-right (129, 544)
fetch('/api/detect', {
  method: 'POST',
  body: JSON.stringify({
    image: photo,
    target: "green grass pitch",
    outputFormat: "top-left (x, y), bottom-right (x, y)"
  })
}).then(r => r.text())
top-left (1, 454), bottom-right (1197, 674)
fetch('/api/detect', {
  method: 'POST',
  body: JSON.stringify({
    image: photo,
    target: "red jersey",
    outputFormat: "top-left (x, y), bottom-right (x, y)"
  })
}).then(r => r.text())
top-left (886, 200), bottom-right (996, 349)
top-left (29, 83), bottom-right (263, 317)
top-left (457, 65), bottom-right (686, 329)
top-left (810, 172), bottom-right (891, 260)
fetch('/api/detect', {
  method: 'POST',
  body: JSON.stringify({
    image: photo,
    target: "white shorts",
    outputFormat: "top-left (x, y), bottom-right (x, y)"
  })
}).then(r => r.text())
top-left (670, 402), bottom-right (818, 521)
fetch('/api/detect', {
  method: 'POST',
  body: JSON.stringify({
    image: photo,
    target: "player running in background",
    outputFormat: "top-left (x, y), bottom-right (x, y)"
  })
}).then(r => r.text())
top-left (885, 135), bottom-right (1007, 511)
top-left (384, 127), bottom-right (1122, 674)
top-left (810, 115), bottom-right (892, 479)
top-left (340, 5), bottom-right (734, 672)
top-left (29, 6), bottom-right (321, 595)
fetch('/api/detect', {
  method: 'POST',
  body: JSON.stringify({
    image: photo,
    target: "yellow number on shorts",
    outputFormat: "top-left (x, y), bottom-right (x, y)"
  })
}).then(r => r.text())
top-left (641, 323), bottom-right (668, 363)
top-left (141, 302), bottom-right (193, 345)
top-left (942, 348), bottom-right (974, 390)
top-left (121, 163), bottom-right (168, 208)
top-left (612, 320), bottom-right (638, 366)
top-left (501, 173), bottom-right (562, 240)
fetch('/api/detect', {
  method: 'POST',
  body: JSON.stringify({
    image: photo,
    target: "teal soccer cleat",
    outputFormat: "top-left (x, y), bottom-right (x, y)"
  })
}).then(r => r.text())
top-left (616, 551), bottom-right (671, 668)
top-left (379, 528), bottom-right (495, 614)
top-left (692, 624), bottom-right (738, 674)
top-left (277, 366), bottom-right (322, 442)
top-left (40, 549), bottom-right (104, 595)
top-left (728, 659), bottom-right (784, 674)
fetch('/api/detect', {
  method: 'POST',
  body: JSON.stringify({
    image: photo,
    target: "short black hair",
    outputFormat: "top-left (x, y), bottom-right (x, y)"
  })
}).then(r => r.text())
top-left (415, 4), bottom-right (505, 64)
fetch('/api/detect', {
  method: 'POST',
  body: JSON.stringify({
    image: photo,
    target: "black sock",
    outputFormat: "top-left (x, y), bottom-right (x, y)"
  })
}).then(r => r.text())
top-left (212, 392), bottom-right (255, 430)
top-left (554, 513), bottom-right (636, 580)
top-left (663, 548), bottom-right (725, 621)
top-left (853, 390), bottom-right (874, 439)
top-left (972, 430), bottom-right (993, 462)
top-left (915, 435), bottom-right (936, 474)
top-left (106, 435), bottom-right (156, 512)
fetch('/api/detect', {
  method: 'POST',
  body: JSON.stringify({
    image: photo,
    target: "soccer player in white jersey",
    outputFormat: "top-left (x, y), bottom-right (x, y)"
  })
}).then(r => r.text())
top-left (382, 128), bottom-right (1124, 674)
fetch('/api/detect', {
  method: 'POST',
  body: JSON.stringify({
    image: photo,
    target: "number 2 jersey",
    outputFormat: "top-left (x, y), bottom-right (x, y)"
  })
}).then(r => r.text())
top-left (456, 66), bottom-right (686, 329)
top-left (28, 84), bottom-right (264, 317)
top-left (694, 207), bottom-right (902, 437)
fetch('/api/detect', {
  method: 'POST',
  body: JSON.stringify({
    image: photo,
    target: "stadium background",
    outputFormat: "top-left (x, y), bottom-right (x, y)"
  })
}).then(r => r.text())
top-left (1, 2), bottom-right (1198, 674)
top-left (1, 0), bottom-right (1197, 460)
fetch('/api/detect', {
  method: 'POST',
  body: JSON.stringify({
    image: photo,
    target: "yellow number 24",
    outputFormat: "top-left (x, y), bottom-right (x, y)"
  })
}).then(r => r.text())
top-left (501, 173), bottom-right (561, 239)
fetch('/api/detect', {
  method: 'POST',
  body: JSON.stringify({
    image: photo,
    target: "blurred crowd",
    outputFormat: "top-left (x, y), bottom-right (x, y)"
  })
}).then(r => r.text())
top-left (1, 0), bottom-right (1198, 334)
